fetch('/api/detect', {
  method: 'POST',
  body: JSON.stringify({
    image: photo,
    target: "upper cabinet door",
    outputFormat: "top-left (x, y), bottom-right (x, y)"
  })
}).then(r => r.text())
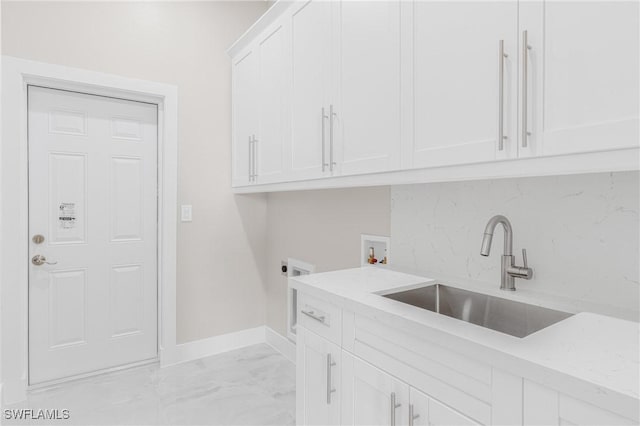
top-left (519, 1), bottom-right (639, 158)
top-left (256, 22), bottom-right (290, 184)
top-left (231, 48), bottom-right (259, 187)
top-left (290, 0), bottom-right (333, 180)
top-left (334, 0), bottom-right (402, 176)
top-left (411, 1), bottom-right (519, 168)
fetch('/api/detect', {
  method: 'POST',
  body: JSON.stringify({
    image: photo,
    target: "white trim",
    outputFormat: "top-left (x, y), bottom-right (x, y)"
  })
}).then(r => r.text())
top-left (168, 327), bottom-right (267, 366)
top-left (232, 147), bottom-right (640, 193)
top-left (0, 56), bottom-right (178, 404)
top-left (265, 326), bottom-right (296, 364)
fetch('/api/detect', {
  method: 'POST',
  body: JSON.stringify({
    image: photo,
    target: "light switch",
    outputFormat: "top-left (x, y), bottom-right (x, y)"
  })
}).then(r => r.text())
top-left (181, 205), bottom-right (193, 222)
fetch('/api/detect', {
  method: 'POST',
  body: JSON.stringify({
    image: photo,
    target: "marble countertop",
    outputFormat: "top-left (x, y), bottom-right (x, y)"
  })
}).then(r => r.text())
top-left (290, 267), bottom-right (640, 419)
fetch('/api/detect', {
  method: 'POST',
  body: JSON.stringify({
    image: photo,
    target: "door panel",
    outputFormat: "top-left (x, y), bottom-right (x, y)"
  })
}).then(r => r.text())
top-left (296, 327), bottom-right (341, 426)
top-left (341, 353), bottom-right (409, 426)
top-left (336, 0), bottom-right (402, 175)
top-left (28, 86), bottom-right (158, 384)
top-left (290, 0), bottom-right (332, 179)
top-left (257, 23), bottom-right (289, 183)
top-left (412, 1), bottom-right (518, 167)
top-left (232, 49), bottom-right (259, 186)
top-left (521, 1), bottom-right (639, 157)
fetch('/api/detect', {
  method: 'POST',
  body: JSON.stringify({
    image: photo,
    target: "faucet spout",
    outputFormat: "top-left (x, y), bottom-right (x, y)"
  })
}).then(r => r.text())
top-left (479, 215), bottom-right (531, 291)
top-left (480, 215), bottom-right (513, 256)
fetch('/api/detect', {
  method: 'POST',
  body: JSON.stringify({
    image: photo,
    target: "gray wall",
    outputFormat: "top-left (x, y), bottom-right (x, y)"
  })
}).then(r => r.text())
top-left (266, 187), bottom-right (391, 336)
top-left (391, 172), bottom-right (640, 320)
top-left (1, 1), bottom-right (270, 343)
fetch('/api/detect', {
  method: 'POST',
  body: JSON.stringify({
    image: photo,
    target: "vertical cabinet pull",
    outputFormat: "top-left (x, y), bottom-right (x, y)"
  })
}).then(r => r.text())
top-left (390, 392), bottom-right (402, 426)
top-left (522, 30), bottom-right (532, 148)
top-left (322, 107), bottom-right (329, 172)
top-left (329, 104), bottom-right (336, 172)
top-left (498, 40), bottom-right (509, 151)
top-left (248, 136), bottom-right (253, 182)
top-left (326, 353), bottom-right (336, 404)
top-left (252, 135), bottom-right (258, 181)
top-left (409, 404), bottom-right (420, 426)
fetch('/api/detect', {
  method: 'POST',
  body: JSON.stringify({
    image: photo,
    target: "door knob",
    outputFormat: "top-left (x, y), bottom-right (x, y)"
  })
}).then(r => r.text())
top-left (32, 255), bottom-right (57, 266)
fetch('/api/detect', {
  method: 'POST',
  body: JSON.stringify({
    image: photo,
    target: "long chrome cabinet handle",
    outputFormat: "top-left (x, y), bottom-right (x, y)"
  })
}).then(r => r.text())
top-left (390, 392), bottom-right (401, 426)
top-left (409, 404), bottom-right (420, 426)
top-left (326, 353), bottom-right (336, 404)
top-left (300, 309), bottom-right (326, 324)
top-left (498, 40), bottom-right (508, 151)
top-left (252, 135), bottom-right (258, 181)
top-left (248, 136), bottom-right (253, 182)
top-left (522, 30), bottom-right (532, 148)
top-left (329, 104), bottom-right (336, 172)
top-left (321, 107), bottom-right (329, 172)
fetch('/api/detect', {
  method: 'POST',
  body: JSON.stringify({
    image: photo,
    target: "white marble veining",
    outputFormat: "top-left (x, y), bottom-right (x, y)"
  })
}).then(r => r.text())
top-left (1, 344), bottom-right (295, 425)
top-left (391, 171), bottom-right (640, 320)
top-left (290, 267), bottom-right (640, 419)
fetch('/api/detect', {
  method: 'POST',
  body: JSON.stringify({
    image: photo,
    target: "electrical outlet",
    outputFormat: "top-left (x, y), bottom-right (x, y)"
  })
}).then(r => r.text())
top-left (181, 205), bottom-right (193, 222)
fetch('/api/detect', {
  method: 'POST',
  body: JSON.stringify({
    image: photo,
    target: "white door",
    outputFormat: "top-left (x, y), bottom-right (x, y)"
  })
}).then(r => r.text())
top-left (28, 86), bottom-right (158, 385)
top-left (296, 327), bottom-right (341, 426)
top-left (257, 22), bottom-right (290, 184)
top-left (409, 387), bottom-right (430, 426)
top-left (290, 0), bottom-right (333, 179)
top-left (232, 48), bottom-right (259, 186)
top-left (341, 352), bottom-right (409, 426)
top-left (519, 1), bottom-right (639, 157)
top-left (335, 0), bottom-right (402, 176)
top-left (412, 1), bottom-right (519, 167)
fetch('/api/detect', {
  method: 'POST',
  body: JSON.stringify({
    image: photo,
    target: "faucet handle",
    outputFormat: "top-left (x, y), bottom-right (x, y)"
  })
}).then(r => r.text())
top-left (522, 249), bottom-right (528, 268)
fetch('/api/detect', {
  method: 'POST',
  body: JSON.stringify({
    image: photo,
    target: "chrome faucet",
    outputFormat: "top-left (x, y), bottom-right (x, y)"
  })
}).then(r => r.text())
top-left (480, 215), bottom-right (533, 291)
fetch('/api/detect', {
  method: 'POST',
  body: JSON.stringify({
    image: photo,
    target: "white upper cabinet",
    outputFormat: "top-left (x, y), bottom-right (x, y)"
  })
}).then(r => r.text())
top-left (256, 22), bottom-right (290, 184)
top-left (290, 0), bottom-right (333, 180)
top-left (519, 1), bottom-right (639, 158)
top-left (411, 1), bottom-right (519, 168)
top-left (334, 0), bottom-right (402, 175)
top-left (228, 0), bottom-right (639, 192)
top-left (231, 48), bottom-right (259, 187)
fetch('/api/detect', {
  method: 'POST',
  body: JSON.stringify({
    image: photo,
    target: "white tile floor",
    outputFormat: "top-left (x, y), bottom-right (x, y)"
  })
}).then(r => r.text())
top-left (2, 344), bottom-right (296, 425)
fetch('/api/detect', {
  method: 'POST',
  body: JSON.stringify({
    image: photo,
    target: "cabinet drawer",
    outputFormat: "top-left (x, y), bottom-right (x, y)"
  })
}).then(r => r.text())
top-left (298, 292), bottom-right (342, 345)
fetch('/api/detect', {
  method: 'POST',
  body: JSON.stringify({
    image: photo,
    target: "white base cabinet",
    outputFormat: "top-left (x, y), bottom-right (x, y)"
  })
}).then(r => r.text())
top-left (296, 326), bottom-right (341, 426)
top-left (294, 289), bottom-right (637, 426)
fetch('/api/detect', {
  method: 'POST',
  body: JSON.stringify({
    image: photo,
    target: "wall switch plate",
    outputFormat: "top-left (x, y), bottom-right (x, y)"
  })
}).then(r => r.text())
top-left (181, 205), bottom-right (193, 222)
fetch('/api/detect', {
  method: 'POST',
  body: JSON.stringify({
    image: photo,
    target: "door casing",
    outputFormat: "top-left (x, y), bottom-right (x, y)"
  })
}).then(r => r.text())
top-left (1, 56), bottom-right (179, 404)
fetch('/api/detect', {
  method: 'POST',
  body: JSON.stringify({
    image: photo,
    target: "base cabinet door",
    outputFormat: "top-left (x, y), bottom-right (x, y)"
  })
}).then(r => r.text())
top-left (341, 351), bottom-right (409, 426)
top-left (296, 326), bottom-right (341, 426)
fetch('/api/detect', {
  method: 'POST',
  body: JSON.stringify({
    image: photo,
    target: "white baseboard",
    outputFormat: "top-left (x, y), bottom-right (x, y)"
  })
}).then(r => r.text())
top-left (265, 326), bottom-right (296, 364)
top-left (168, 326), bottom-right (266, 366)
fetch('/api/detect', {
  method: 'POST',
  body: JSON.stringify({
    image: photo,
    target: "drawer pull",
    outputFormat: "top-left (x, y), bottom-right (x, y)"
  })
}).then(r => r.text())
top-left (301, 309), bottom-right (326, 324)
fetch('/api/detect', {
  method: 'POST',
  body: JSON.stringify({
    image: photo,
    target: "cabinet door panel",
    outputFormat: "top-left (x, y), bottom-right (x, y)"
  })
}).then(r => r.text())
top-left (290, 0), bottom-right (332, 179)
top-left (409, 387), bottom-right (430, 426)
top-left (429, 398), bottom-right (479, 426)
top-left (412, 1), bottom-right (518, 167)
top-left (231, 49), bottom-right (258, 187)
top-left (342, 353), bottom-right (409, 426)
top-left (257, 23), bottom-right (289, 183)
top-left (296, 327), bottom-right (341, 426)
top-left (522, 1), bottom-right (639, 157)
top-left (336, 0), bottom-right (401, 175)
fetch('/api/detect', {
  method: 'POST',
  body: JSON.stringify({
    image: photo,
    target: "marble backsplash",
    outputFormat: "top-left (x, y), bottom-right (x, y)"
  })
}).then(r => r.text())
top-left (390, 172), bottom-right (639, 319)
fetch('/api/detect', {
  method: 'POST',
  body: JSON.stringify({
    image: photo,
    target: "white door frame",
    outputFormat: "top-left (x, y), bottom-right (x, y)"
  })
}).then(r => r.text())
top-left (1, 56), bottom-right (179, 404)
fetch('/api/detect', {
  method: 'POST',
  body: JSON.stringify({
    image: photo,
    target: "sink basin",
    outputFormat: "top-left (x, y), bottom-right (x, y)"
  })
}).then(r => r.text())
top-left (382, 284), bottom-right (573, 338)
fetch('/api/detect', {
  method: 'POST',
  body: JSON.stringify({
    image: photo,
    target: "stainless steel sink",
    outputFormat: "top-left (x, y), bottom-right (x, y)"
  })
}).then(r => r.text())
top-left (383, 284), bottom-right (573, 338)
